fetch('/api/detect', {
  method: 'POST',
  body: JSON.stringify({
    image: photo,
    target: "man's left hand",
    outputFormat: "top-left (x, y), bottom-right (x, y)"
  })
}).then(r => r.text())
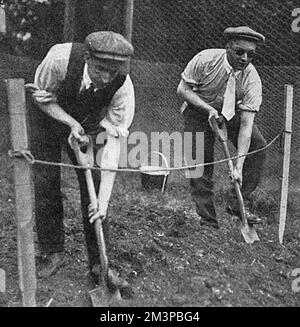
top-left (88, 202), bottom-right (107, 223)
top-left (232, 165), bottom-right (243, 186)
top-left (68, 131), bottom-right (90, 148)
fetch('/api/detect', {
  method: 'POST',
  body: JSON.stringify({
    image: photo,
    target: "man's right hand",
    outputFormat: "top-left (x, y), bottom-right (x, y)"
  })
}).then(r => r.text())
top-left (68, 122), bottom-right (89, 146)
top-left (208, 108), bottom-right (220, 129)
top-left (88, 202), bottom-right (107, 224)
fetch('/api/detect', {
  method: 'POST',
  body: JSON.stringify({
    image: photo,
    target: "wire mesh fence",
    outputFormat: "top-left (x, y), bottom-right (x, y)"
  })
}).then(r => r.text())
top-left (132, 0), bottom-right (300, 66)
top-left (1, 0), bottom-right (299, 199)
top-left (125, 0), bottom-right (300, 201)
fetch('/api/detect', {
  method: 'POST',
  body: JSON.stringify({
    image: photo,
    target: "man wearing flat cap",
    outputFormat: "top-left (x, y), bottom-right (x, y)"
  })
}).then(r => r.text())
top-left (177, 26), bottom-right (266, 229)
top-left (27, 31), bottom-right (134, 291)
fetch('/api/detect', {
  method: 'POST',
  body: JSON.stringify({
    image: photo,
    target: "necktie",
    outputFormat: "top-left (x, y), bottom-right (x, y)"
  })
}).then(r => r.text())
top-left (88, 83), bottom-right (95, 94)
top-left (221, 71), bottom-right (236, 121)
top-left (78, 82), bottom-right (94, 97)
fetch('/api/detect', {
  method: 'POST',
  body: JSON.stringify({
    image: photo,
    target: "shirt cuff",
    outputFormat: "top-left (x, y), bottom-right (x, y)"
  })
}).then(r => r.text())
top-left (25, 83), bottom-right (57, 103)
top-left (238, 103), bottom-right (260, 112)
top-left (181, 72), bottom-right (198, 86)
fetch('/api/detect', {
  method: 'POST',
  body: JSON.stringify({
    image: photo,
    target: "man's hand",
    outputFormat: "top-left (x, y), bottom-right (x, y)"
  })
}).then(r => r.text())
top-left (208, 108), bottom-right (224, 129)
top-left (232, 165), bottom-right (243, 186)
top-left (68, 122), bottom-right (89, 146)
top-left (88, 202), bottom-right (107, 224)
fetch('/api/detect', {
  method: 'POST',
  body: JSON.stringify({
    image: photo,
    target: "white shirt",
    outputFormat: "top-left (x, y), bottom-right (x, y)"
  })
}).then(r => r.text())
top-left (30, 43), bottom-right (135, 137)
top-left (181, 49), bottom-right (262, 113)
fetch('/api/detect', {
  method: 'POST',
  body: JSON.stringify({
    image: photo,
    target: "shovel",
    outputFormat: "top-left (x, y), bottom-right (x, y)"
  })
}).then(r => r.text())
top-left (210, 117), bottom-right (259, 244)
top-left (71, 137), bottom-right (121, 306)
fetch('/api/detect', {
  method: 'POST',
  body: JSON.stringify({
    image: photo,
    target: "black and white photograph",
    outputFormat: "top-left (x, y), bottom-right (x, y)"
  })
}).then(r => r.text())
top-left (0, 0), bottom-right (299, 311)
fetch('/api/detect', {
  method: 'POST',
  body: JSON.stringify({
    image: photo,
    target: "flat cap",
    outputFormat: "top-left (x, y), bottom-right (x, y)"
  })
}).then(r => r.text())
top-left (224, 26), bottom-right (265, 43)
top-left (85, 31), bottom-right (134, 61)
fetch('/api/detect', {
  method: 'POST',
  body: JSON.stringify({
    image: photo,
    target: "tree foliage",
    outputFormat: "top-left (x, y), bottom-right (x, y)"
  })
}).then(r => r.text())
top-left (1, 0), bottom-right (125, 59)
top-left (2, 0), bottom-right (64, 59)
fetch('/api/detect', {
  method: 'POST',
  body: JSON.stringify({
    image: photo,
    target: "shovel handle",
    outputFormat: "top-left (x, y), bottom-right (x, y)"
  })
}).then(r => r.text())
top-left (210, 116), bottom-right (227, 142)
top-left (72, 138), bottom-right (109, 285)
top-left (210, 117), bottom-right (235, 173)
top-left (84, 169), bottom-right (97, 207)
top-left (233, 178), bottom-right (247, 226)
top-left (85, 169), bottom-right (109, 285)
top-left (220, 141), bottom-right (244, 221)
top-left (211, 117), bottom-right (248, 226)
top-left (70, 135), bottom-right (94, 167)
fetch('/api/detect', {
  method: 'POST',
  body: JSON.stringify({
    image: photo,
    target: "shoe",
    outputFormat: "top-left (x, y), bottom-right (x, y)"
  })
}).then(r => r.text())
top-left (226, 205), bottom-right (262, 225)
top-left (89, 265), bottom-right (134, 299)
top-left (37, 252), bottom-right (66, 278)
top-left (199, 218), bottom-right (219, 229)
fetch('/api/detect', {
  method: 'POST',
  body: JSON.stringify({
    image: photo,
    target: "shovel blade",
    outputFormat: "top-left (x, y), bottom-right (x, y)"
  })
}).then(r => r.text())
top-left (240, 224), bottom-right (260, 244)
top-left (89, 287), bottom-right (122, 307)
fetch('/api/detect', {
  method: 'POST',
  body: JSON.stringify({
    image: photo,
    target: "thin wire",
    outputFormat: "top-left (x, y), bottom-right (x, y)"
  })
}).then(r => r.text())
top-left (8, 130), bottom-right (283, 173)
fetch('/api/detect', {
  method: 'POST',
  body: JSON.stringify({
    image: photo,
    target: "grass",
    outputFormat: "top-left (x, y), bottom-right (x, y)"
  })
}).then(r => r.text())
top-left (0, 154), bottom-right (299, 306)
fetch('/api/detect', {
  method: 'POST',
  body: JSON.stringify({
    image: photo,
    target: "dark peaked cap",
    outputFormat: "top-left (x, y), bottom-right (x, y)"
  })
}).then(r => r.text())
top-left (85, 31), bottom-right (134, 61)
top-left (224, 26), bottom-right (265, 43)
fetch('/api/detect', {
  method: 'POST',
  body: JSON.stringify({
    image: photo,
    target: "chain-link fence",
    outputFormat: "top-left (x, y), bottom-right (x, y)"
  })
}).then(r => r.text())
top-left (132, 0), bottom-right (299, 66)
top-left (119, 0), bottom-right (300, 202)
top-left (1, 0), bottom-right (299, 198)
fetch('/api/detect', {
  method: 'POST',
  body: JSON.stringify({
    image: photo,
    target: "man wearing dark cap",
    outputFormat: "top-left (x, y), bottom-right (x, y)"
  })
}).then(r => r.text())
top-left (177, 26), bottom-right (266, 229)
top-left (28, 31), bottom-right (134, 290)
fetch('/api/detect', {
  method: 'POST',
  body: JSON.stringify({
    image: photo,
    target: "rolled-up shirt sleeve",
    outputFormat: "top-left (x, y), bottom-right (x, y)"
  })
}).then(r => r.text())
top-left (29, 43), bottom-right (70, 104)
top-left (240, 68), bottom-right (262, 112)
top-left (181, 52), bottom-right (206, 87)
top-left (100, 75), bottom-right (135, 137)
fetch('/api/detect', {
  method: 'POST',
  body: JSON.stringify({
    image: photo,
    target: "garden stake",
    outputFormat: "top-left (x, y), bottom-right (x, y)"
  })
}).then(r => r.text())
top-left (279, 85), bottom-right (293, 245)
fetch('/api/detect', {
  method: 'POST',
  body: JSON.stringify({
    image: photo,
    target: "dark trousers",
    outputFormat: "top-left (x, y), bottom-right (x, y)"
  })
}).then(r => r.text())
top-left (183, 106), bottom-right (267, 223)
top-left (30, 109), bottom-right (108, 270)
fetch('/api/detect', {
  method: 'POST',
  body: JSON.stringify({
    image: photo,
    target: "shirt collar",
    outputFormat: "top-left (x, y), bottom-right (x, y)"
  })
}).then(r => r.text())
top-left (224, 53), bottom-right (232, 74)
top-left (224, 52), bottom-right (242, 78)
top-left (81, 63), bottom-right (98, 91)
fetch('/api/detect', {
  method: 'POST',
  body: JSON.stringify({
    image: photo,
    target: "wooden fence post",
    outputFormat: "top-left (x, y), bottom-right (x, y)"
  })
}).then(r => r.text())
top-left (0, 268), bottom-right (5, 294)
top-left (0, 7), bottom-right (6, 34)
top-left (124, 0), bottom-right (134, 72)
top-left (6, 79), bottom-right (36, 307)
top-left (63, 0), bottom-right (77, 42)
top-left (279, 84), bottom-right (294, 245)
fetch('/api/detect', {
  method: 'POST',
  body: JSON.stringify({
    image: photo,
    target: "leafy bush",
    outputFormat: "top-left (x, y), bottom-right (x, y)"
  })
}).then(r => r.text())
top-left (2, 0), bottom-right (64, 59)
